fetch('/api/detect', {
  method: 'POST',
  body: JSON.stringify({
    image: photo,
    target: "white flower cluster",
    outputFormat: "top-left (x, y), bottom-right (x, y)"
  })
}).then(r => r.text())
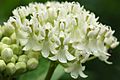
top-left (4, 2), bottom-right (119, 79)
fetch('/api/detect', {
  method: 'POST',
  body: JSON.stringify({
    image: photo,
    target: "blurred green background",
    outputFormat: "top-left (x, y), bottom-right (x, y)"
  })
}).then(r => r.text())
top-left (0, 0), bottom-right (120, 80)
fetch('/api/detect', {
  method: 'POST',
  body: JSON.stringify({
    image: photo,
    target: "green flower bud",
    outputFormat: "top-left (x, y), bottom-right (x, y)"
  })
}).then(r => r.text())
top-left (10, 44), bottom-right (22, 55)
top-left (0, 60), bottom-right (6, 72)
top-left (13, 54), bottom-right (18, 60)
top-left (1, 48), bottom-right (13, 62)
top-left (10, 32), bottom-right (16, 44)
top-left (15, 62), bottom-right (26, 73)
top-left (0, 42), bottom-right (9, 53)
top-left (11, 57), bottom-right (16, 63)
top-left (1, 37), bottom-right (11, 45)
top-left (11, 55), bottom-right (18, 63)
top-left (2, 25), bottom-right (14, 37)
top-left (6, 63), bottom-right (16, 75)
top-left (18, 55), bottom-right (28, 63)
top-left (26, 51), bottom-right (40, 60)
top-left (27, 58), bottom-right (39, 70)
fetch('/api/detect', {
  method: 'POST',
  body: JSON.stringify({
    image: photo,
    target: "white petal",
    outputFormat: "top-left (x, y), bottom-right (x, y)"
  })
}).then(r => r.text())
top-left (82, 66), bottom-right (85, 71)
top-left (71, 71), bottom-right (78, 79)
top-left (58, 56), bottom-right (67, 63)
top-left (111, 42), bottom-right (119, 48)
top-left (103, 52), bottom-right (110, 56)
top-left (59, 31), bottom-right (64, 38)
top-left (17, 30), bottom-right (28, 39)
top-left (81, 53), bottom-right (90, 63)
top-left (65, 50), bottom-right (75, 61)
top-left (79, 71), bottom-right (88, 78)
top-left (63, 36), bottom-right (70, 45)
top-left (83, 22), bottom-right (88, 34)
top-left (57, 50), bottom-right (67, 63)
top-left (73, 43), bottom-right (85, 50)
top-left (49, 56), bottom-right (57, 61)
top-left (41, 48), bottom-right (50, 58)
top-left (41, 41), bottom-right (50, 58)
top-left (105, 60), bottom-right (112, 64)
top-left (19, 39), bottom-right (28, 46)
top-left (12, 9), bottom-right (19, 18)
top-left (104, 37), bottom-right (113, 45)
top-left (50, 43), bottom-right (58, 54)
top-left (105, 30), bottom-right (114, 38)
top-left (33, 43), bottom-right (42, 51)
top-left (23, 43), bottom-right (31, 51)
top-left (50, 48), bottom-right (57, 55)
top-left (98, 53), bottom-right (109, 62)
top-left (93, 51), bottom-right (100, 57)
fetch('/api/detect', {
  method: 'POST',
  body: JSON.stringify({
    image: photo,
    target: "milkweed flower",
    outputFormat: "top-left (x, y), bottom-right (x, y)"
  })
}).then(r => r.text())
top-left (4, 1), bottom-right (119, 79)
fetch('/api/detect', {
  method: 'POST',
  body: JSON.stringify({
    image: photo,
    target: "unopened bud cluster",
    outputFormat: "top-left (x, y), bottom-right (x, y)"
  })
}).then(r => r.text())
top-left (2, 1), bottom-right (119, 79)
top-left (0, 25), bottom-right (40, 76)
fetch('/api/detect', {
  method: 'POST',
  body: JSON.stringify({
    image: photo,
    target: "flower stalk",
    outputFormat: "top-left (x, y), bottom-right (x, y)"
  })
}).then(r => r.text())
top-left (45, 61), bottom-right (58, 80)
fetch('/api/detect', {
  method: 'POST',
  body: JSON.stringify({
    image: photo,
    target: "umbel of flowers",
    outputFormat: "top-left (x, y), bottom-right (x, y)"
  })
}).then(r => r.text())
top-left (2, 1), bottom-right (119, 79)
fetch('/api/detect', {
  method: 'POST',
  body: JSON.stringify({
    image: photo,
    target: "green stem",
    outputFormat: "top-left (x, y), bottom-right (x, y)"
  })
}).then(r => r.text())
top-left (45, 61), bottom-right (58, 80)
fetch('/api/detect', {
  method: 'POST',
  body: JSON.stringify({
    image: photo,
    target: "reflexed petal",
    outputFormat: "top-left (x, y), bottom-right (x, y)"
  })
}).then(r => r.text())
top-left (49, 56), bottom-right (57, 61)
top-left (41, 41), bottom-right (50, 58)
top-left (105, 60), bottom-right (112, 64)
top-left (58, 54), bottom-right (67, 63)
top-left (65, 50), bottom-right (75, 61)
top-left (71, 71), bottom-right (79, 79)
top-left (19, 39), bottom-right (28, 46)
top-left (41, 48), bottom-right (50, 58)
top-left (79, 71), bottom-right (88, 78)
top-left (111, 42), bottom-right (119, 48)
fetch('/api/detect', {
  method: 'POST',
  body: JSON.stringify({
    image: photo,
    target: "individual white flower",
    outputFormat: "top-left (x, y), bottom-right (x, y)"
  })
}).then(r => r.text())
top-left (49, 45), bottom-right (75, 63)
top-left (75, 50), bottom-right (90, 63)
top-left (38, 23), bottom-right (58, 58)
top-left (41, 39), bottom-right (58, 58)
top-left (9, 17), bottom-right (28, 46)
top-left (22, 29), bottom-right (42, 51)
top-left (64, 61), bottom-right (88, 79)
